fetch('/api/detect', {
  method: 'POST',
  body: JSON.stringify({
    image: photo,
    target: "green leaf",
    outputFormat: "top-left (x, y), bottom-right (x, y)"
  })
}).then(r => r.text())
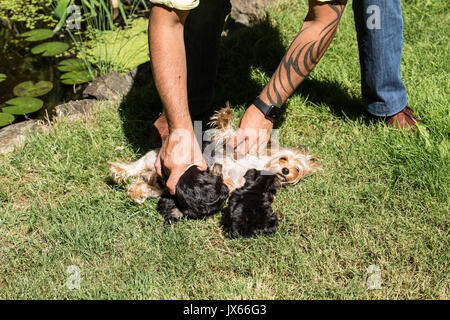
top-left (53, 0), bottom-right (72, 33)
top-left (3, 97), bottom-right (44, 115)
top-left (54, 0), bottom-right (71, 19)
top-left (21, 29), bottom-right (54, 42)
top-left (31, 42), bottom-right (69, 57)
top-left (0, 112), bottom-right (15, 127)
top-left (57, 59), bottom-right (87, 72)
top-left (0, 73), bottom-right (6, 83)
top-left (13, 81), bottom-right (53, 97)
top-left (60, 70), bottom-right (94, 85)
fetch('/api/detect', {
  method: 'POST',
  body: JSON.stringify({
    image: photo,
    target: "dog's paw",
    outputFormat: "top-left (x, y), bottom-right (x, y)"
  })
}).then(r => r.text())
top-left (108, 161), bottom-right (128, 183)
top-left (127, 180), bottom-right (161, 204)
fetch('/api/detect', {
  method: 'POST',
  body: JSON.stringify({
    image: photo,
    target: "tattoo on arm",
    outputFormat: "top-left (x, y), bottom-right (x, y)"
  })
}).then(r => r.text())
top-left (262, 3), bottom-right (345, 107)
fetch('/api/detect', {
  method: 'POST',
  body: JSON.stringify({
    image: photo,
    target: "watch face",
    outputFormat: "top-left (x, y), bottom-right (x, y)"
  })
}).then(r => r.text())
top-left (267, 106), bottom-right (282, 120)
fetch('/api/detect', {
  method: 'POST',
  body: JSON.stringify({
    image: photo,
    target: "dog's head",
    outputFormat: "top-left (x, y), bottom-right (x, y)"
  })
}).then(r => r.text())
top-left (264, 149), bottom-right (322, 185)
top-left (172, 166), bottom-right (229, 219)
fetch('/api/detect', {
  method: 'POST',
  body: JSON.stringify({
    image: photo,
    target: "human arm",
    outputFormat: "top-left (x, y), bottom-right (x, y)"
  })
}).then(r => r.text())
top-left (232, 0), bottom-right (347, 156)
top-left (149, 5), bottom-right (206, 194)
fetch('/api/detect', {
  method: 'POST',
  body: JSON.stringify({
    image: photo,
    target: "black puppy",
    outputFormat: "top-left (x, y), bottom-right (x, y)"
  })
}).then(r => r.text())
top-left (157, 166), bottom-right (229, 223)
top-left (222, 169), bottom-right (280, 238)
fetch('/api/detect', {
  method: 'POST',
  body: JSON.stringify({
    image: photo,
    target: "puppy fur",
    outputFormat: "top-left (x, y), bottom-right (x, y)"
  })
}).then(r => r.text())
top-left (157, 166), bottom-right (229, 222)
top-left (222, 169), bottom-right (280, 238)
top-left (108, 105), bottom-right (321, 205)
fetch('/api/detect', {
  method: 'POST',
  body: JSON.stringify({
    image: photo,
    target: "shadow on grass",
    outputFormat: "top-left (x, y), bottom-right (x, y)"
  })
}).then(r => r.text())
top-left (118, 16), bottom-right (369, 154)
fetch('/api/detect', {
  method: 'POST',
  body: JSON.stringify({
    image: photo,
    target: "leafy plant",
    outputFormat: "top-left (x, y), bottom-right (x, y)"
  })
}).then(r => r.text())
top-left (58, 58), bottom-right (94, 85)
top-left (3, 97), bottom-right (44, 115)
top-left (57, 58), bottom-right (86, 72)
top-left (0, 112), bottom-right (15, 127)
top-left (13, 81), bottom-right (53, 97)
top-left (31, 41), bottom-right (70, 56)
top-left (60, 70), bottom-right (94, 85)
top-left (55, 0), bottom-right (148, 76)
top-left (21, 29), bottom-right (54, 42)
top-left (0, 73), bottom-right (6, 83)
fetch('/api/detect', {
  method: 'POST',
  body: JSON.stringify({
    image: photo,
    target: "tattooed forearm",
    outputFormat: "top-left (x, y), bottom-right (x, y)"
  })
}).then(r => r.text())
top-left (259, 2), bottom-right (346, 107)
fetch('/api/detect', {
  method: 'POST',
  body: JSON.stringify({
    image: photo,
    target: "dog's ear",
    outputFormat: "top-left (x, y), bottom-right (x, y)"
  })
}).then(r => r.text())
top-left (263, 174), bottom-right (279, 192)
top-left (273, 176), bottom-right (282, 190)
top-left (210, 163), bottom-right (223, 177)
top-left (243, 169), bottom-right (259, 182)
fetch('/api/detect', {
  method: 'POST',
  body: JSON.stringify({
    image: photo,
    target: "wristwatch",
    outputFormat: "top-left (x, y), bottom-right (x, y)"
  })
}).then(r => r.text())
top-left (252, 97), bottom-right (283, 123)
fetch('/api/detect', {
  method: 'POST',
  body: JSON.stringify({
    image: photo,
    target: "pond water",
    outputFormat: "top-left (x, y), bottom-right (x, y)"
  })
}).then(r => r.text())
top-left (0, 23), bottom-right (85, 125)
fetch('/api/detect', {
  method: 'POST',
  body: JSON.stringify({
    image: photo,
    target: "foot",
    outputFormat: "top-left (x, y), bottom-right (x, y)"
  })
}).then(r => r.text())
top-left (385, 106), bottom-right (420, 133)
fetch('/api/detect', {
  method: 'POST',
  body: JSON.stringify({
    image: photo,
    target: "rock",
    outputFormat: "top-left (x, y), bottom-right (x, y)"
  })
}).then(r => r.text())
top-left (55, 99), bottom-right (96, 119)
top-left (0, 120), bottom-right (43, 154)
top-left (83, 71), bottom-right (133, 100)
top-left (230, 0), bottom-right (275, 27)
top-left (126, 62), bottom-right (151, 88)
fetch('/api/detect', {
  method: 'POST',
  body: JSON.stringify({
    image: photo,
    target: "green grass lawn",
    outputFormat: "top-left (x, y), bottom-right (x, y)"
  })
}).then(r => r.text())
top-left (0, 0), bottom-right (448, 299)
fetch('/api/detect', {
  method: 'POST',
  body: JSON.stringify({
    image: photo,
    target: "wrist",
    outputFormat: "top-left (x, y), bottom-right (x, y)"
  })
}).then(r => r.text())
top-left (251, 97), bottom-right (283, 123)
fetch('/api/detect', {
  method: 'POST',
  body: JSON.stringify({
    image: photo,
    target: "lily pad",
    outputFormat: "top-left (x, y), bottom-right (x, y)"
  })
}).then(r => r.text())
top-left (0, 112), bottom-right (15, 127)
top-left (13, 81), bottom-right (53, 97)
top-left (61, 70), bottom-right (94, 85)
top-left (21, 29), bottom-right (54, 42)
top-left (58, 59), bottom-right (87, 72)
top-left (31, 41), bottom-right (69, 57)
top-left (3, 97), bottom-right (44, 115)
top-left (0, 73), bottom-right (6, 83)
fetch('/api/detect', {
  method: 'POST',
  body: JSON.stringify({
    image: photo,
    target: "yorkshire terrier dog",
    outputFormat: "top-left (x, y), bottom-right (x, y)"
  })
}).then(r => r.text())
top-left (222, 169), bottom-right (280, 238)
top-left (108, 104), bottom-right (322, 206)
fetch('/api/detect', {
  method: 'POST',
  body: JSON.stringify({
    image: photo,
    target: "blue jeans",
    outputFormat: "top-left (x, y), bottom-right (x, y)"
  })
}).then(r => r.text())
top-left (353, 0), bottom-right (408, 117)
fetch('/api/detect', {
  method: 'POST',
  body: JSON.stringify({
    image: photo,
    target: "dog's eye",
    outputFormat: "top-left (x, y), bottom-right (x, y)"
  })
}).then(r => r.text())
top-left (279, 157), bottom-right (287, 161)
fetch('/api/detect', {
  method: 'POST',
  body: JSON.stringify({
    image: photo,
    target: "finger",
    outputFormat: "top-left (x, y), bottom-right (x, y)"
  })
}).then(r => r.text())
top-left (234, 136), bottom-right (249, 159)
top-left (257, 138), bottom-right (268, 155)
top-left (228, 130), bottom-right (243, 151)
top-left (155, 155), bottom-right (162, 177)
top-left (166, 170), bottom-right (184, 195)
top-left (248, 136), bottom-right (260, 155)
top-left (198, 159), bottom-right (208, 171)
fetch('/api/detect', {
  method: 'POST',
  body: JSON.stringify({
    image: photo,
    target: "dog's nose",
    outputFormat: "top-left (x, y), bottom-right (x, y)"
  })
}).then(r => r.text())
top-left (282, 168), bottom-right (290, 175)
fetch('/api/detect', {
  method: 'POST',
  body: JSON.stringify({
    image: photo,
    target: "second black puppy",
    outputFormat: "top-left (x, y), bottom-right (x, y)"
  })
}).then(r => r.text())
top-left (157, 166), bottom-right (229, 223)
top-left (223, 169), bottom-right (280, 238)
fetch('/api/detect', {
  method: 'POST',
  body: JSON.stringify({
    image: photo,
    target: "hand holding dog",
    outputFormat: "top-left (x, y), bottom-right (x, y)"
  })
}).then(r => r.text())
top-left (155, 129), bottom-right (207, 195)
top-left (230, 105), bottom-right (273, 158)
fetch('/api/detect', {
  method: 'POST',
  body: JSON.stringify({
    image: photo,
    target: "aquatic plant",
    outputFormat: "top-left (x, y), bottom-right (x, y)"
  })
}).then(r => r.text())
top-left (60, 70), bottom-right (94, 85)
top-left (55, 0), bottom-right (148, 76)
top-left (0, 112), bottom-right (15, 127)
top-left (21, 29), bottom-right (54, 42)
top-left (0, 0), bottom-right (55, 29)
top-left (3, 97), bottom-right (44, 115)
top-left (13, 81), bottom-right (53, 97)
top-left (31, 41), bottom-right (70, 57)
top-left (57, 58), bottom-right (86, 72)
top-left (57, 58), bottom-right (94, 85)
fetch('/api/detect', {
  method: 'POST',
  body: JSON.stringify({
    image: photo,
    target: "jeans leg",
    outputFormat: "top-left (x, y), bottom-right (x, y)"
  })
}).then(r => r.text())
top-left (353, 0), bottom-right (407, 117)
top-left (184, 0), bottom-right (231, 120)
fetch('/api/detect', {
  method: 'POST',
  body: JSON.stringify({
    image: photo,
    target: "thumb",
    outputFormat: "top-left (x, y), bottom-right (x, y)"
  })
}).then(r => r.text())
top-left (154, 154), bottom-right (162, 177)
